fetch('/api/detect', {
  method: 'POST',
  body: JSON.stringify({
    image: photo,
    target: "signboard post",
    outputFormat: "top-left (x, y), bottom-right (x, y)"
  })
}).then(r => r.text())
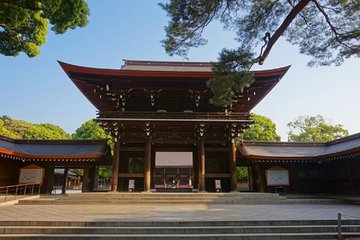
top-left (128, 179), bottom-right (135, 192)
top-left (215, 179), bottom-right (222, 192)
top-left (19, 164), bottom-right (45, 185)
top-left (265, 166), bottom-right (290, 193)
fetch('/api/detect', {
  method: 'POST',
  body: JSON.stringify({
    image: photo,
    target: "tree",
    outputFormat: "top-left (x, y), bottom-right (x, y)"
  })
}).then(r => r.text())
top-left (72, 119), bottom-right (112, 178)
top-left (161, 1), bottom-right (360, 106)
top-left (0, 0), bottom-right (90, 57)
top-left (236, 113), bottom-right (281, 182)
top-left (0, 119), bottom-right (18, 138)
top-left (72, 119), bottom-right (110, 141)
top-left (1, 115), bottom-right (32, 138)
top-left (23, 123), bottom-right (71, 140)
top-left (0, 115), bottom-right (71, 139)
top-left (287, 115), bottom-right (349, 142)
top-left (240, 113), bottom-right (281, 142)
top-left (161, 0), bottom-right (360, 66)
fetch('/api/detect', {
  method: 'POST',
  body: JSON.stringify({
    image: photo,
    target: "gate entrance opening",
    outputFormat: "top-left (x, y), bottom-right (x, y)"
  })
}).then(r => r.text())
top-left (154, 152), bottom-right (193, 191)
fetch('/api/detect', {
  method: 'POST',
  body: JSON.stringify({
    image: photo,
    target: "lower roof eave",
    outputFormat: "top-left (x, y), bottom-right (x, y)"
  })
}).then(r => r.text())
top-left (0, 152), bottom-right (105, 162)
top-left (241, 152), bottom-right (360, 163)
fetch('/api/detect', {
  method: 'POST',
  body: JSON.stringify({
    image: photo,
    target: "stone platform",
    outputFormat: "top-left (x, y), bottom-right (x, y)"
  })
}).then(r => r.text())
top-left (1, 192), bottom-right (360, 239)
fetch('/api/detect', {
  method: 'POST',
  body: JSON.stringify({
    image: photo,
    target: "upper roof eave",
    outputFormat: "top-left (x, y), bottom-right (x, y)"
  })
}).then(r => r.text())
top-left (58, 60), bottom-right (291, 79)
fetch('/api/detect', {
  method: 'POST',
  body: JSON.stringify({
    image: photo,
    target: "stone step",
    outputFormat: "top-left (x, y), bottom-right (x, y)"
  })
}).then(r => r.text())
top-left (1, 220), bottom-right (359, 240)
top-left (48, 192), bottom-right (286, 199)
top-left (17, 199), bottom-right (292, 205)
top-left (1, 225), bottom-right (360, 234)
top-left (1, 232), bottom-right (359, 240)
top-left (18, 192), bottom-right (314, 205)
top-left (2, 220), bottom-right (360, 226)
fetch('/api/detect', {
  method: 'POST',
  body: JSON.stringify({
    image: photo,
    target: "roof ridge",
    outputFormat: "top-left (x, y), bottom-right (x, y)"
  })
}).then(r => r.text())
top-left (123, 59), bottom-right (213, 67)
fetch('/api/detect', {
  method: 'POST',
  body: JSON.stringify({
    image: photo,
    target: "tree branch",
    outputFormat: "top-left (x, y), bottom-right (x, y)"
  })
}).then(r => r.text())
top-left (312, 0), bottom-right (353, 50)
top-left (259, 0), bottom-right (312, 65)
top-left (286, 0), bottom-right (309, 26)
top-left (166, 2), bottom-right (221, 55)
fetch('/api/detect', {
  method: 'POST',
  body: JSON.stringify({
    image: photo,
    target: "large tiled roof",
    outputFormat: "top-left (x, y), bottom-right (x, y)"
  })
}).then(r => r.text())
top-left (121, 60), bottom-right (213, 72)
top-left (239, 133), bottom-right (360, 160)
top-left (59, 60), bottom-right (290, 114)
top-left (0, 135), bottom-right (110, 161)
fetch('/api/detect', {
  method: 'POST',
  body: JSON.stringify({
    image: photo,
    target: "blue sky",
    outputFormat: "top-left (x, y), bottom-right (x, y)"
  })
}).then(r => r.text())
top-left (1, 0), bottom-right (359, 140)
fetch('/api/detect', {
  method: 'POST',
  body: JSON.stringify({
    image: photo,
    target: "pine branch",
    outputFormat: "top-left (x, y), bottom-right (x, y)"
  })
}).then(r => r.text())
top-left (165, 2), bottom-right (222, 56)
top-left (286, 0), bottom-right (309, 26)
top-left (259, 0), bottom-right (312, 65)
top-left (312, 0), bottom-right (354, 50)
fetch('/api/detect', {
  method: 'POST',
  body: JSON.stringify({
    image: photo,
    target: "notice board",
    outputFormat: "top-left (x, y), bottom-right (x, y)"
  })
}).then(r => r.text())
top-left (266, 166), bottom-right (290, 186)
top-left (19, 164), bottom-right (45, 184)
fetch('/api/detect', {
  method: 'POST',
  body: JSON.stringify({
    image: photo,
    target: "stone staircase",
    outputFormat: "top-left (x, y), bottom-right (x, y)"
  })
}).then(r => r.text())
top-left (16, 192), bottom-right (344, 205)
top-left (0, 220), bottom-right (359, 239)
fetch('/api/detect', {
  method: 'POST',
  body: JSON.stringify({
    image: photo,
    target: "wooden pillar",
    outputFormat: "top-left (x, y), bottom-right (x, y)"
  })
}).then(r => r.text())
top-left (256, 163), bottom-right (265, 192)
top-left (92, 165), bottom-right (99, 191)
top-left (44, 165), bottom-right (54, 194)
top-left (61, 167), bottom-right (69, 194)
top-left (251, 164), bottom-right (258, 192)
top-left (144, 137), bottom-right (152, 192)
top-left (229, 140), bottom-right (238, 192)
top-left (198, 138), bottom-right (206, 192)
top-left (254, 163), bottom-right (265, 192)
top-left (346, 158), bottom-right (354, 193)
top-left (88, 165), bottom-right (97, 192)
top-left (82, 166), bottom-right (89, 192)
top-left (248, 166), bottom-right (253, 192)
top-left (111, 140), bottom-right (120, 192)
top-left (291, 166), bottom-right (299, 193)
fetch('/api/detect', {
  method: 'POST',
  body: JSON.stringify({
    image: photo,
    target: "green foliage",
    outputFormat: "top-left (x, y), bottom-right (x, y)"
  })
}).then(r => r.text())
top-left (72, 119), bottom-right (113, 150)
top-left (240, 113), bottom-right (281, 141)
top-left (0, 119), bottom-right (18, 138)
top-left (98, 166), bottom-right (112, 178)
top-left (0, 0), bottom-right (90, 57)
top-left (23, 123), bottom-right (71, 140)
top-left (207, 48), bottom-right (255, 106)
top-left (72, 119), bottom-right (110, 140)
top-left (72, 119), bottom-right (113, 179)
top-left (236, 166), bottom-right (248, 181)
top-left (0, 115), bottom-right (70, 139)
top-left (1, 115), bottom-right (32, 138)
top-left (71, 168), bottom-right (83, 176)
top-left (161, 0), bottom-right (360, 66)
top-left (287, 115), bottom-right (349, 142)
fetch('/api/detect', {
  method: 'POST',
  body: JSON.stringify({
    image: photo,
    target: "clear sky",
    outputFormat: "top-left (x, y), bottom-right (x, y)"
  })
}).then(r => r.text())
top-left (1, 0), bottom-right (359, 140)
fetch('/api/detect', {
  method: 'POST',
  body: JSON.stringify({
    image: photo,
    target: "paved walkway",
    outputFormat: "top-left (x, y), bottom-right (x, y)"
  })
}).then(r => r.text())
top-left (0, 203), bottom-right (359, 222)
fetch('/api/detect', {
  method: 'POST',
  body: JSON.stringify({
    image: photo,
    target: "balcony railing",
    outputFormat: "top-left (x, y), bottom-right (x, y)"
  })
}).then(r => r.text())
top-left (0, 183), bottom-right (41, 203)
top-left (97, 111), bottom-right (252, 123)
